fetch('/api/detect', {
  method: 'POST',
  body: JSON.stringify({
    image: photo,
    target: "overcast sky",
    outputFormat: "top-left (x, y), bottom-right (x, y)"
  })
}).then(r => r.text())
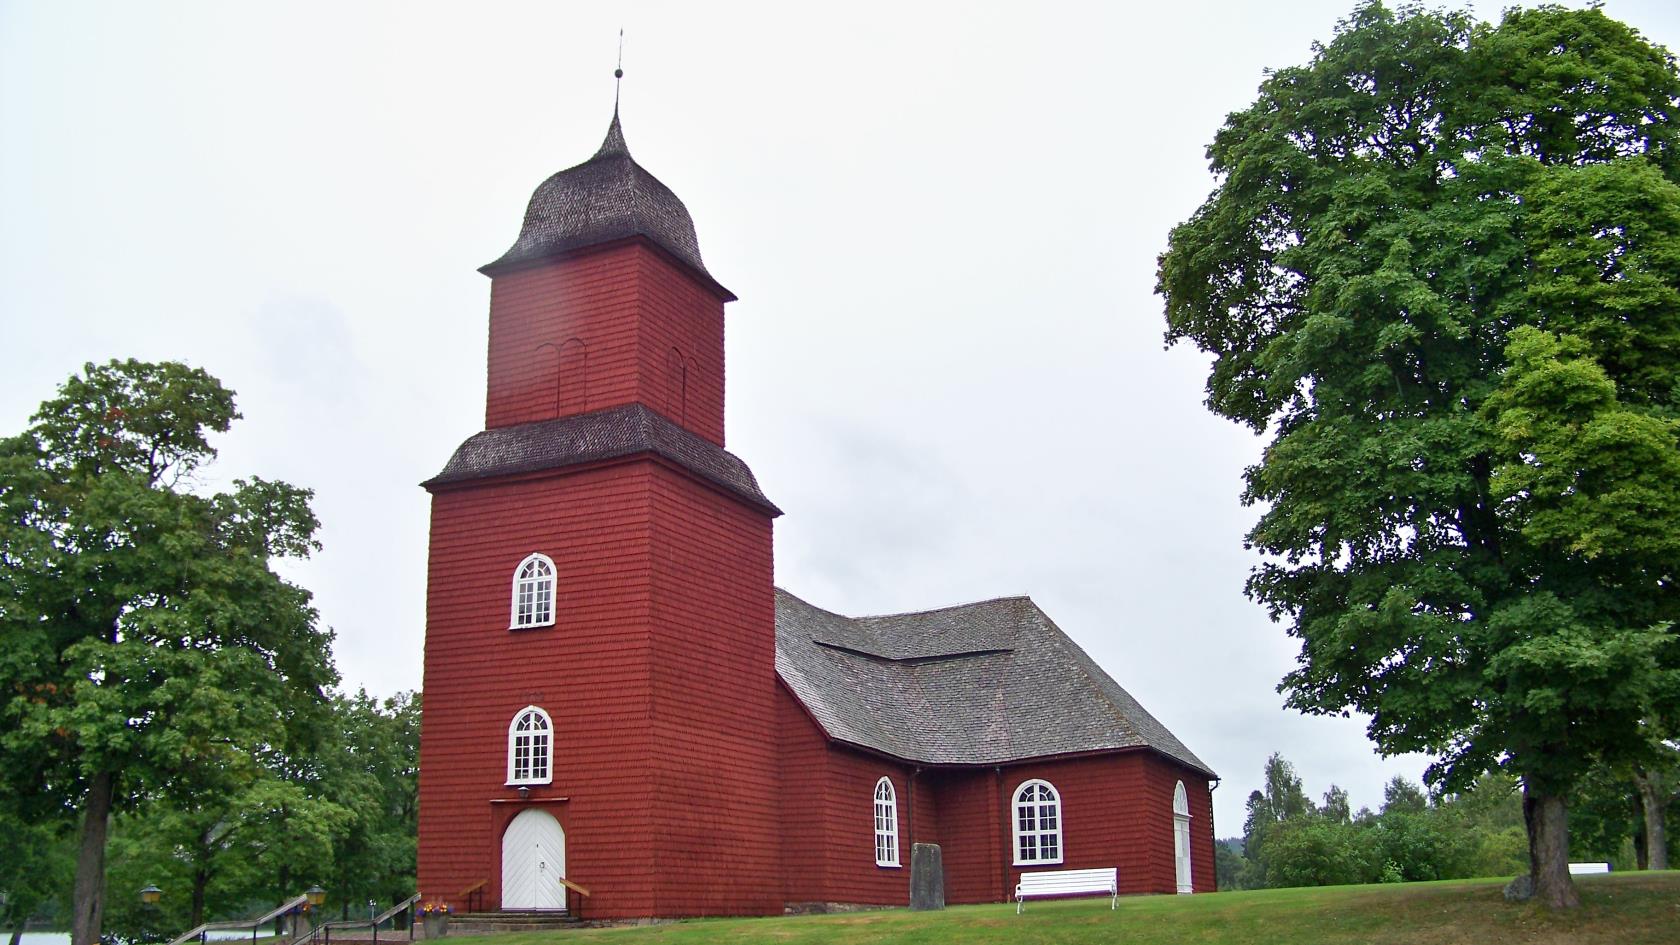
top-left (5, 0), bottom-right (1678, 837)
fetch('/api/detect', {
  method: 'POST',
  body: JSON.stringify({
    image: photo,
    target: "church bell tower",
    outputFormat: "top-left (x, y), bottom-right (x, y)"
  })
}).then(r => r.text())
top-left (417, 104), bottom-right (782, 919)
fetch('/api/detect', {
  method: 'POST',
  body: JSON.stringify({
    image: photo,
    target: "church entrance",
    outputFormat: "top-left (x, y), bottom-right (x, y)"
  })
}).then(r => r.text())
top-left (501, 808), bottom-right (567, 911)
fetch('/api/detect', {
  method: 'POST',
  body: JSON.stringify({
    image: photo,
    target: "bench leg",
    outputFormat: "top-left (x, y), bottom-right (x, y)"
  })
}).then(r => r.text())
top-left (1016, 896), bottom-right (1023, 915)
top-left (1110, 889), bottom-right (1117, 910)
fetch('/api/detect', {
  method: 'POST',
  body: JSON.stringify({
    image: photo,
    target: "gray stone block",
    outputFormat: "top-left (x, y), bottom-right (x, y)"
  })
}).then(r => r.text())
top-left (910, 843), bottom-right (945, 911)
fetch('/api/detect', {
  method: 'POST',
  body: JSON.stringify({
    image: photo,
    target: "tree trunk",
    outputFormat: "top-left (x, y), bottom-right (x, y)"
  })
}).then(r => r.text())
top-left (192, 864), bottom-right (208, 929)
top-left (1524, 780), bottom-right (1580, 909)
top-left (71, 770), bottom-right (115, 945)
top-left (1632, 789), bottom-right (1649, 871)
top-left (1634, 771), bottom-right (1669, 871)
top-left (276, 863), bottom-right (290, 937)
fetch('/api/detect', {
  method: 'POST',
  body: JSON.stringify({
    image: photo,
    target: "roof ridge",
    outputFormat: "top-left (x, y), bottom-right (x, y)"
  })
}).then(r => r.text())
top-left (851, 594), bottom-right (1035, 622)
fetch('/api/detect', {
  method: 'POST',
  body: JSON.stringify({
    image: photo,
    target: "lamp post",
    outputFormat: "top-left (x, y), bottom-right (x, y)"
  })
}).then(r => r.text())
top-left (306, 886), bottom-right (327, 909)
top-left (139, 884), bottom-right (163, 942)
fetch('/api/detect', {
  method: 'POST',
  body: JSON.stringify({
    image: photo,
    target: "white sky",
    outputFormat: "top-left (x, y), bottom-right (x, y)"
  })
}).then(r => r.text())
top-left (4, 0), bottom-right (1677, 839)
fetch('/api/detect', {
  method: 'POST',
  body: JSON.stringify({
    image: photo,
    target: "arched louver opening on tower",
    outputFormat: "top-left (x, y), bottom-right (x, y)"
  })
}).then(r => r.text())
top-left (1012, 779), bottom-right (1063, 865)
top-left (507, 706), bottom-right (553, 785)
top-left (873, 777), bottom-right (900, 867)
top-left (510, 553), bottom-right (556, 629)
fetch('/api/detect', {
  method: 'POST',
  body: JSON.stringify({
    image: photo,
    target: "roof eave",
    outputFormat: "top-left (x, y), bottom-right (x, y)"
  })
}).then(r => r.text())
top-left (477, 234), bottom-right (738, 303)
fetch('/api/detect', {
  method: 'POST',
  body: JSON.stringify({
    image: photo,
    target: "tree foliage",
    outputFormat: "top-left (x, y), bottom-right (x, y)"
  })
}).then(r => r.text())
top-left (1224, 754), bottom-right (1531, 889)
top-left (1158, 1), bottom-right (1680, 907)
top-left (0, 360), bottom-right (337, 944)
top-left (94, 690), bottom-right (420, 945)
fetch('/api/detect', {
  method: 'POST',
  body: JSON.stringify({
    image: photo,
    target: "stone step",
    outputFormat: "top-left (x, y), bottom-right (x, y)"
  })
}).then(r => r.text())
top-left (445, 912), bottom-right (586, 934)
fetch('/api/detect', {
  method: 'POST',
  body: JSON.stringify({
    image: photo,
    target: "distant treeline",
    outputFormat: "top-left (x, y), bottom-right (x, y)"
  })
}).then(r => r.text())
top-left (1217, 753), bottom-right (1679, 890)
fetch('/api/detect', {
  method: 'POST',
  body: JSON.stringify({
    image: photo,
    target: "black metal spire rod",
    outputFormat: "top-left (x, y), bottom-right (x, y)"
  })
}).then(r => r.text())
top-left (614, 29), bottom-right (624, 106)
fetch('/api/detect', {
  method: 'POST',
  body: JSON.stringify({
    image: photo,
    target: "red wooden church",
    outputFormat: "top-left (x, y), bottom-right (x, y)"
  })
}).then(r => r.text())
top-left (417, 106), bottom-right (1217, 919)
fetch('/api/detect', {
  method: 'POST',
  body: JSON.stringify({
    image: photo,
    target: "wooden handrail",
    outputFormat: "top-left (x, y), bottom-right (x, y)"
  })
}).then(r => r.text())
top-left (286, 893), bottom-right (423, 945)
top-left (454, 879), bottom-right (488, 913)
top-left (166, 893), bottom-right (311, 945)
top-left (373, 894), bottom-right (423, 926)
top-left (557, 877), bottom-right (591, 897)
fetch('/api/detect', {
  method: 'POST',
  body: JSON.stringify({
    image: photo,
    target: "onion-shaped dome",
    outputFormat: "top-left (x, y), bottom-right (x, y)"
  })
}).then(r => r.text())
top-left (481, 109), bottom-right (720, 290)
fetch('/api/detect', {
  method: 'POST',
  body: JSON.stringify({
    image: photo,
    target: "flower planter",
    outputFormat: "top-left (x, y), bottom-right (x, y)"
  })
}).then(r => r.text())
top-left (422, 914), bottom-right (449, 938)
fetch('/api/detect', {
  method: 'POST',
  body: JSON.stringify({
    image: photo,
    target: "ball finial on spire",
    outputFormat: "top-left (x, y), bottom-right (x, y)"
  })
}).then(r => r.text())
top-left (614, 29), bottom-right (625, 89)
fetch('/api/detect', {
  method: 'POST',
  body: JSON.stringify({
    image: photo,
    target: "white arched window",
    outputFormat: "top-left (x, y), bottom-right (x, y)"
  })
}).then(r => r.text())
top-left (1012, 779), bottom-right (1063, 865)
top-left (510, 553), bottom-right (556, 629)
top-left (1174, 780), bottom-right (1193, 894)
top-left (873, 777), bottom-right (900, 867)
top-left (507, 706), bottom-right (553, 785)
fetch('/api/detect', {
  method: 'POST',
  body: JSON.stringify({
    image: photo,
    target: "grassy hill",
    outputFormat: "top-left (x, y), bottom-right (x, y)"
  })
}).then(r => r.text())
top-left (471, 872), bottom-right (1679, 945)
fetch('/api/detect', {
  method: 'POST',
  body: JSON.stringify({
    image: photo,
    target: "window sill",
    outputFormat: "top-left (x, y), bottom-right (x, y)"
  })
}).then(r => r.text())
top-left (505, 780), bottom-right (554, 787)
top-left (1013, 859), bottom-right (1065, 868)
top-left (509, 621), bottom-right (556, 631)
top-left (875, 862), bottom-right (902, 869)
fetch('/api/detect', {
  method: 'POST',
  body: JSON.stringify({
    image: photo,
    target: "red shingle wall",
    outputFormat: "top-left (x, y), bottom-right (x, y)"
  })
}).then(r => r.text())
top-left (631, 249), bottom-right (725, 445)
top-left (483, 243), bottom-right (725, 445)
top-left (926, 769), bottom-right (1006, 904)
top-left (916, 753), bottom-right (1219, 903)
top-left (998, 754), bottom-right (1190, 895)
top-left (1185, 762), bottom-right (1217, 893)
top-left (418, 463), bottom-right (665, 918)
top-left (646, 465), bottom-right (780, 916)
top-left (776, 687), bottom-right (830, 904)
top-left (824, 746), bottom-right (915, 906)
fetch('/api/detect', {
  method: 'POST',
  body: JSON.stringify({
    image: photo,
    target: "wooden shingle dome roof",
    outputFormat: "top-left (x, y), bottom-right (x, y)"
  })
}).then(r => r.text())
top-left (481, 109), bottom-right (726, 296)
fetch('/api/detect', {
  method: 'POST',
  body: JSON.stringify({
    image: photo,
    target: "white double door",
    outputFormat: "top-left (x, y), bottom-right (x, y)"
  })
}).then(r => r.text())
top-left (501, 808), bottom-right (567, 911)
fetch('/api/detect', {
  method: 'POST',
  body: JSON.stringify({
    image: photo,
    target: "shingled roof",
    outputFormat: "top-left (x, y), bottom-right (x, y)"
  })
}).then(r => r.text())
top-left (423, 403), bottom-right (779, 515)
top-left (774, 588), bottom-right (1215, 777)
top-left (481, 109), bottom-right (731, 299)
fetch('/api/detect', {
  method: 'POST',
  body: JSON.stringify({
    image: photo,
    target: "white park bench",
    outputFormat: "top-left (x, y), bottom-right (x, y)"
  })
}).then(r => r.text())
top-left (1013, 867), bottom-right (1118, 913)
top-left (1568, 862), bottom-right (1611, 875)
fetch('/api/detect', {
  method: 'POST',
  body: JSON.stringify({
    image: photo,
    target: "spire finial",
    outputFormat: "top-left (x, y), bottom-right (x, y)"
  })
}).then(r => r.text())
top-left (595, 32), bottom-right (630, 160)
top-left (614, 29), bottom-right (624, 108)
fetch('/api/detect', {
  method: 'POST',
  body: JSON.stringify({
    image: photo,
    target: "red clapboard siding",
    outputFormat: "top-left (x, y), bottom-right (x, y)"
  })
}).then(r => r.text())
top-left (813, 746), bottom-right (915, 906)
top-left (418, 464), bottom-right (663, 917)
top-left (646, 465), bottom-right (780, 916)
top-left (924, 769), bottom-right (1004, 904)
top-left (776, 686), bottom-right (830, 905)
top-left (483, 242), bottom-right (726, 445)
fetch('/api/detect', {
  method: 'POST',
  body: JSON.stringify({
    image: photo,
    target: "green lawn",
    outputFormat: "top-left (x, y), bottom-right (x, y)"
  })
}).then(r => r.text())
top-left (473, 872), bottom-right (1680, 945)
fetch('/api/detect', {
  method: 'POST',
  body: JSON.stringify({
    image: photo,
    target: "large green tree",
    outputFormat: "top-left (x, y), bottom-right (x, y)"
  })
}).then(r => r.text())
top-left (0, 360), bottom-right (337, 944)
top-left (1159, 2), bottom-right (1680, 908)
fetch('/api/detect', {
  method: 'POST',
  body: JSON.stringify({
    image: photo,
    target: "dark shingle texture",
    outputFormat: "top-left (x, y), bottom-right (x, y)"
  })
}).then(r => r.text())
top-left (424, 403), bottom-right (779, 515)
top-left (775, 588), bottom-right (1214, 776)
top-left (481, 110), bottom-right (716, 286)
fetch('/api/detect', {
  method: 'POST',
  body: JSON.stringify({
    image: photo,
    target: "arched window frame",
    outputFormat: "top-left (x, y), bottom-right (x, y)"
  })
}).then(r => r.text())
top-left (1173, 780), bottom-right (1193, 894)
top-left (873, 777), bottom-right (901, 868)
top-left (1012, 779), bottom-right (1063, 866)
top-left (506, 706), bottom-right (553, 786)
top-left (510, 552), bottom-right (557, 630)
